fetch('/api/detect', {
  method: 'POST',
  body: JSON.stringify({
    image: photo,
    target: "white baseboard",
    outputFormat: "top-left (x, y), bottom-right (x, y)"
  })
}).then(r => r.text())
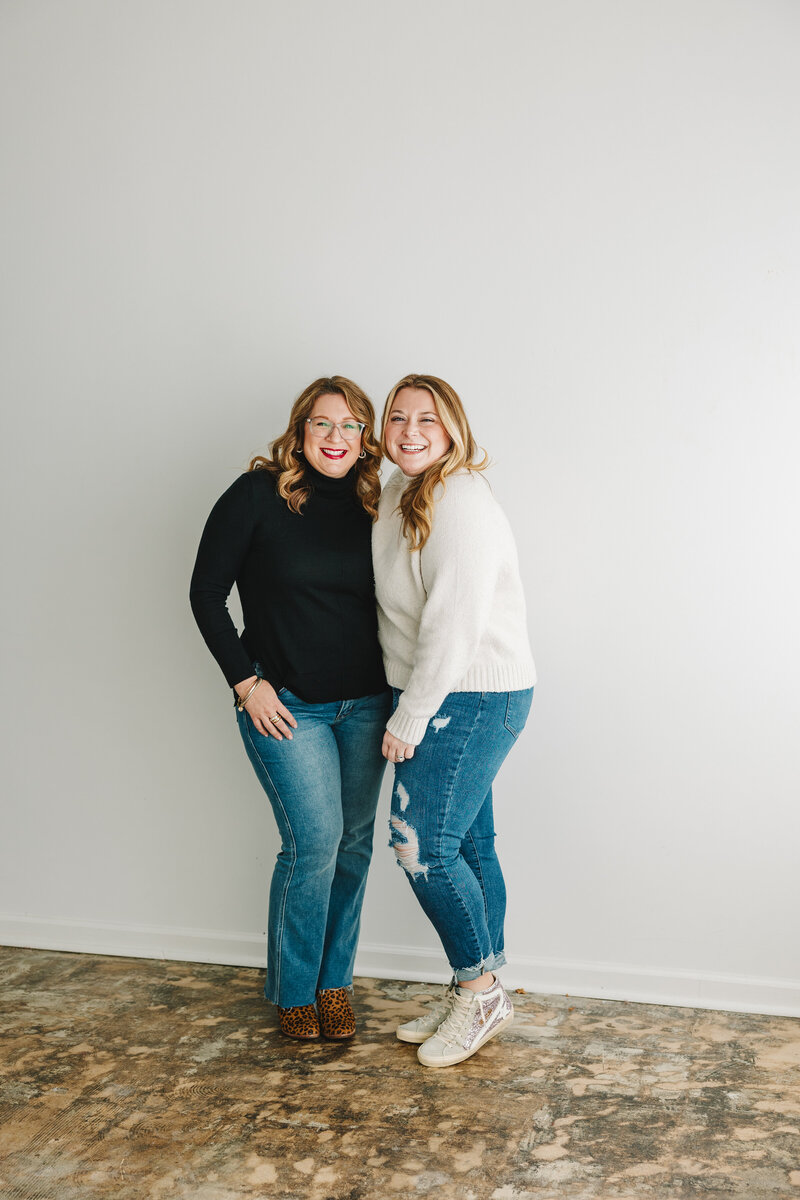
top-left (0, 915), bottom-right (266, 971)
top-left (355, 941), bottom-right (800, 1018)
top-left (2, 915), bottom-right (798, 1018)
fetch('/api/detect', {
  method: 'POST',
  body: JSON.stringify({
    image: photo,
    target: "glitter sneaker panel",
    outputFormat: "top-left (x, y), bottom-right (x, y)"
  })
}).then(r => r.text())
top-left (417, 980), bottom-right (514, 1067)
top-left (430, 979), bottom-right (512, 1052)
top-left (463, 984), bottom-right (511, 1050)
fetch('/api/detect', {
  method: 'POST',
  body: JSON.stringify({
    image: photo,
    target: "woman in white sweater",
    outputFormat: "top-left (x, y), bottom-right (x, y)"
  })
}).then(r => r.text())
top-left (373, 373), bottom-right (536, 1068)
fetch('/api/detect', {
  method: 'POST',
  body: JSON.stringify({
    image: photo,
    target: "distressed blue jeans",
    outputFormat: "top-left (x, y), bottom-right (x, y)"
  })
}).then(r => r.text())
top-left (389, 688), bottom-right (533, 982)
top-left (237, 685), bottom-right (391, 1008)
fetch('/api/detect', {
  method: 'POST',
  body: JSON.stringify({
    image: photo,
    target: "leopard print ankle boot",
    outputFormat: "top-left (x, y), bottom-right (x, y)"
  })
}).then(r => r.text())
top-left (277, 1003), bottom-right (320, 1040)
top-left (316, 987), bottom-right (356, 1040)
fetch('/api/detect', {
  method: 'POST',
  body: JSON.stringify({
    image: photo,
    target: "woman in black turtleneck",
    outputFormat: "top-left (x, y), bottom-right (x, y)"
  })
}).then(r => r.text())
top-left (190, 377), bottom-right (390, 1042)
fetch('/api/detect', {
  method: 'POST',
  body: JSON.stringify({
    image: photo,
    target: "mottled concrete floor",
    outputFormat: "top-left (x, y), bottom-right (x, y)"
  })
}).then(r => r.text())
top-left (0, 948), bottom-right (798, 1199)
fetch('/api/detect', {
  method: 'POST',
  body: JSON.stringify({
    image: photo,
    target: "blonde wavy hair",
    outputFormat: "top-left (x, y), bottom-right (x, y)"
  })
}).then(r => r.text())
top-left (381, 374), bottom-right (488, 550)
top-left (249, 376), bottom-right (382, 519)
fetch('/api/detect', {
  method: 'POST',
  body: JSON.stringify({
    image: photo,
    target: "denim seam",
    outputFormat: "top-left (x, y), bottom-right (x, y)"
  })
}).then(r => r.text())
top-left (503, 687), bottom-right (533, 738)
top-left (463, 826), bottom-right (490, 929)
top-left (440, 859), bottom-right (486, 973)
top-left (503, 692), bottom-right (519, 738)
top-left (239, 711), bottom-right (296, 1007)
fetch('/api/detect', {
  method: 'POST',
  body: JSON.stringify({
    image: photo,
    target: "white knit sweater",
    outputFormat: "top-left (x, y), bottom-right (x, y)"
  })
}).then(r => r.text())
top-left (373, 468), bottom-right (536, 745)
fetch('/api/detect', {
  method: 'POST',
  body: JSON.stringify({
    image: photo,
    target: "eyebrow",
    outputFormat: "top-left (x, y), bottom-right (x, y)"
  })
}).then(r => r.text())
top-left (391, 410), bottom-right (438, 417)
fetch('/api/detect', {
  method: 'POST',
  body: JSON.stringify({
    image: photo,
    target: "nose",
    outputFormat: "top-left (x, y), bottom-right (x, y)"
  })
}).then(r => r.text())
top-left (325, 423), bottom-right (344, 443)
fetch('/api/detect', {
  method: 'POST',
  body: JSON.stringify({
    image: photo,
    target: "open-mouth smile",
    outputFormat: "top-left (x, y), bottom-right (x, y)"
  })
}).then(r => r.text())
top-left (320, 448), bottom-right (348, 459)
top-left (399, 444), bottom-right (426, 453)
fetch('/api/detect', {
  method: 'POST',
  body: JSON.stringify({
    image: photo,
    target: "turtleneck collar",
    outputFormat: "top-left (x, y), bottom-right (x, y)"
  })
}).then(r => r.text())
top-left (303, 463), bottom-right (357, 496)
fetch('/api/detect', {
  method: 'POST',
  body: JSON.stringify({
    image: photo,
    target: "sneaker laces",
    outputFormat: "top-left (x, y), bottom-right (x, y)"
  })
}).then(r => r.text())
top-left (433, 987), bottom-right (485, 1046)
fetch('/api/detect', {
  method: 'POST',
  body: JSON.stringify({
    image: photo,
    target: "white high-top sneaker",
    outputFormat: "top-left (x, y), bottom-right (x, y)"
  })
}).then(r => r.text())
top-left (417, 975), bottom-right (513, 1068)
top-left (396, 982), bottom-right (457, 1044)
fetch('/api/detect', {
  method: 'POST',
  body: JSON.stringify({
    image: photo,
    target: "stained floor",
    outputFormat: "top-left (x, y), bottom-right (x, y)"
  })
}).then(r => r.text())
top-left (0, 947), bottom-right (798, 1199)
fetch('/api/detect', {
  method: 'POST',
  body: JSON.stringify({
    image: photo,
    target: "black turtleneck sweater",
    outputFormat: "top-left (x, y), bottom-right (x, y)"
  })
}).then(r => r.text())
top-left (189, 465), bottom-right (387, 702)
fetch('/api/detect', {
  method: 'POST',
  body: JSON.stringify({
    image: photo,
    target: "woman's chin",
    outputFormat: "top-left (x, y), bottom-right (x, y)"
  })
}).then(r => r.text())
top-left (313, 453), bottom-right (353, 476)
top-left (394, 453), bottom-right (428, 475)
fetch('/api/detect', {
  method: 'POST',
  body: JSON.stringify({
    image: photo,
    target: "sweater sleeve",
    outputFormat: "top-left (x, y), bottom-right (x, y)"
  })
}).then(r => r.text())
top-left (189, 473), bottom-right (258, 688)
top-left (386, 475), bottom-right (502, 745)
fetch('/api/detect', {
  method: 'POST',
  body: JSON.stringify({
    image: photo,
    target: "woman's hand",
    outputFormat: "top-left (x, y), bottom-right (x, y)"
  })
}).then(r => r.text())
top-left (234, 677), bottom-right (298, 741)
top-left (382, 730), bottom-right (415, 763)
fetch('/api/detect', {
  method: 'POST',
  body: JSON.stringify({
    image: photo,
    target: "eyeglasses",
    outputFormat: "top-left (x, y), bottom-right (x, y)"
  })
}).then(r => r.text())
top-left (306, 417), bottom-right (365, 441)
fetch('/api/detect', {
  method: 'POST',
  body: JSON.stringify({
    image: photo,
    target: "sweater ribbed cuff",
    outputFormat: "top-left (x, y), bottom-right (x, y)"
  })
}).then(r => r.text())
top-left (385, 707), bottom-right (431, 747)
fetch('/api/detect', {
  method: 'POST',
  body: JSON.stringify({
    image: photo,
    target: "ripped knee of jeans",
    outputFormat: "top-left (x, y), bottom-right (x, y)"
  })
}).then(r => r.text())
top-left (389, 815), bottom-right (429, 880)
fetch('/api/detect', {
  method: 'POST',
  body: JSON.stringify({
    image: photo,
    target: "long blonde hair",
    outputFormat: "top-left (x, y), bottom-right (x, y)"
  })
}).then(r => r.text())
top-left (381, 374), bottom-right (488, 550)
top-left (250, 376), bottom-right (381, 519)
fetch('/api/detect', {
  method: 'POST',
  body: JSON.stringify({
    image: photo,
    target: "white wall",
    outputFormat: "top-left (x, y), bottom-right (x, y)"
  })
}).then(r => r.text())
top-left (2, 0), bottom-right (799, 1016)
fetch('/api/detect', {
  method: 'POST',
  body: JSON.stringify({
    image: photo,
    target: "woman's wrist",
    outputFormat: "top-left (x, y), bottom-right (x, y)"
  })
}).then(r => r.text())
top-left (234, 675), bottom-right (258, 699)
top-left (236, 678), bottom-right (262, 711)
top-left (385, 705), bottom-right (427, 747)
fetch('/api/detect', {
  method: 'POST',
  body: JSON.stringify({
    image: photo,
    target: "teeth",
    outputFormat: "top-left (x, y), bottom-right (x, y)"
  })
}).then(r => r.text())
top-left (401, 445), bottom-right (425, 451)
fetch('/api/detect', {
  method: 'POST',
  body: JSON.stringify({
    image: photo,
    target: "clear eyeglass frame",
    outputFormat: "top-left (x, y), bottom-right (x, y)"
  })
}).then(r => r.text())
top-left (305, 417), bottom-right (366, 441)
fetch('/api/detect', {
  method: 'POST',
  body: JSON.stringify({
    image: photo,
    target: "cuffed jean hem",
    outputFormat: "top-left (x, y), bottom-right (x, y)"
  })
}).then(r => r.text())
top-left (452, 951), bottom-right (507, 982)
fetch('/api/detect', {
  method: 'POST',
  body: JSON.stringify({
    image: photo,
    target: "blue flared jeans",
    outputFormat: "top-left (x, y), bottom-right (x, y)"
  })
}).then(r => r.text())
top-left (237, 685), bottom-right (391, 1008)
top-left (389, 687), bottom-right (533, 982)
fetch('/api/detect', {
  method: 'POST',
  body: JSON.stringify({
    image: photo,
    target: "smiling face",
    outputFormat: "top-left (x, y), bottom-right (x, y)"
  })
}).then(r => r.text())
top-left (302, 392), bottom-right (363, 477)
top-left (384, 387), bottom-right (453, 476)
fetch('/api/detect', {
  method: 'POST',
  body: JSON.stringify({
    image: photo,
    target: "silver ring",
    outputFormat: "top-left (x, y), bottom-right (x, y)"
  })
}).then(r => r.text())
top-left (396, 755), bottom-right (405, 762)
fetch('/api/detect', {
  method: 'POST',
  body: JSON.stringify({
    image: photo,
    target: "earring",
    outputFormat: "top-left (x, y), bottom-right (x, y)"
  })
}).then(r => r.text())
top-left (296, 447), bottom-right (303, 455)
top-left (358, 450), bottom-right (366, 459)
